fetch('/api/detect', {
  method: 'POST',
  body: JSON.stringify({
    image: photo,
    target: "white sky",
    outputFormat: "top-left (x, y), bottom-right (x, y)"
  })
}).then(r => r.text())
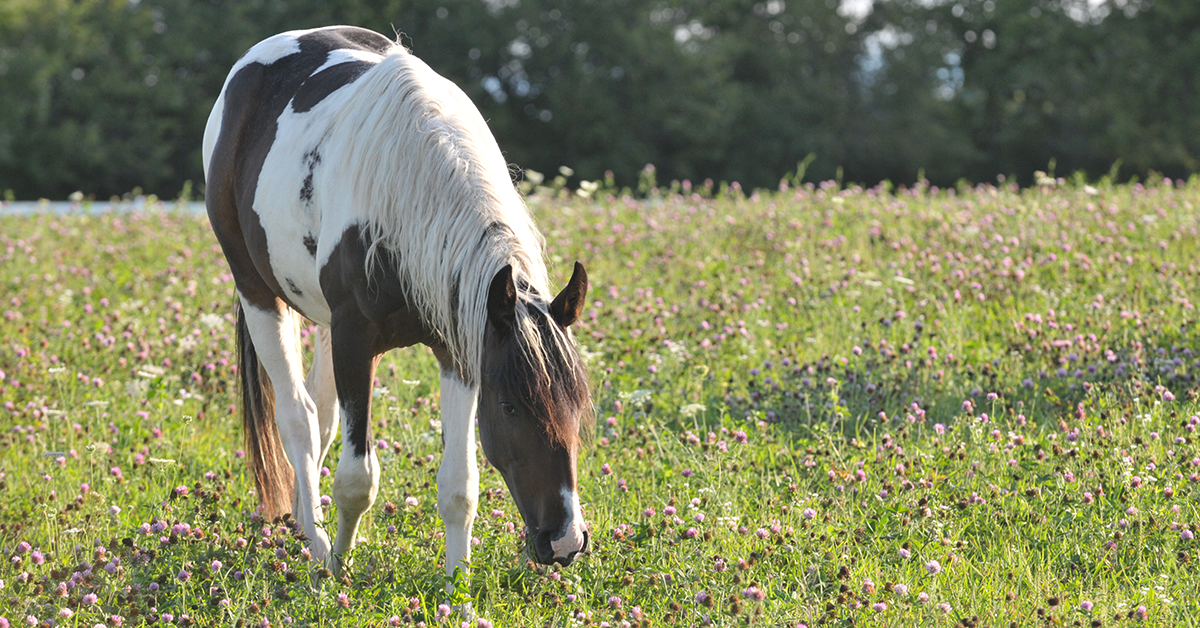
top-left (839, 0), bottom-right (1111, 21)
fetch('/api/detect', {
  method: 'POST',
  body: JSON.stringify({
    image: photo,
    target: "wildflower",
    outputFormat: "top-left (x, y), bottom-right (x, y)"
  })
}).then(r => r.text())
top-left (15, 542), bottom-right (29, 554)
top-left (210, 560), bottom-right (222, 573)
top-left (1080, 600), bottom-right (1094, 612)
top-left (684, 527), bottom-right (699, 538)
top-left (608, 596), bottom-right (622, 608)
top-left (337, 593), bottom-right (349, 608)
top-left (898, 548), bottom-right (910, 559)
top-left (1182, 530), bottom-right (1194, 541)
top-left (872, 602), bottom-right (887, 611)
top-left (1134, 606), bottom-right (1147, 620)
top-left (802, 508), bottom-right (816, 519)
top-left (83, 593), bottom-right (99, 604)
top-left (177, 568), bottom-right (191, 583)
top-left (893, 583), bottom-right (908, 596)
top-left (937, 602), bottom-right (952, 613)
top-left (436, 604), bottom-right (451, 619)
top-left (862, 579), bottom-right (875, 594)
top-left (925, 560), bottom-right (942, 575)
top-left (742, 587), bottom-right (765, 601)
top-left (174, 485), bottom-right (188, 496)
top-left (600, 463), bottom-right (612, 475)
top-left (917, 592), bottom-right (929, 603)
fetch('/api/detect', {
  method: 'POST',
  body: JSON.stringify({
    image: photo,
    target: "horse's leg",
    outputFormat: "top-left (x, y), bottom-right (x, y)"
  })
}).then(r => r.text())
top-left (437, 371), bottom-right (480, 586)
top-left (239, 298), bottom-right (331, 561)
top-left (328, 315), bottom-right (381, 571)
top-left (305, 326), bottom-right (340, 472)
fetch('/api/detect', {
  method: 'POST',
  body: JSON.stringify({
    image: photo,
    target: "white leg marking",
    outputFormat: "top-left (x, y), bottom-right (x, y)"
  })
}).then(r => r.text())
top-left (305, 326), bottom-right (339, 469)
top-left (551, 488), bottom-right (588, 560)
top-left (437, 372), bottom-right (480, 584)
top-left (238, 296), bottom-right (331, 562)
top-left (331, 418), bottom-right (380, 562)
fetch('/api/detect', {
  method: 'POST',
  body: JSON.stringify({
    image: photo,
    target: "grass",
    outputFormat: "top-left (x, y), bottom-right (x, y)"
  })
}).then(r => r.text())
top-left (2, 174), bottom-right (1200, 627)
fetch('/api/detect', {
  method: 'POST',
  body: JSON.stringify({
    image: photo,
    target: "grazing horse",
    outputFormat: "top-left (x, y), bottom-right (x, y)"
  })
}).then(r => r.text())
top-left (201, 26), bottom-right (592, 579)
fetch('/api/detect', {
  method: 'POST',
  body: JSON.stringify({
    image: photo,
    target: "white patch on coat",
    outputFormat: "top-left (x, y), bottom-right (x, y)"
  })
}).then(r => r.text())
top-left (229, 36), bottom-right (390, 325)
top-left (203, 28), bottom-right (321, 176)
top-left (312, 48), bottom-right (384, 74)
top-left (550, 488), bottom-right (587, 559)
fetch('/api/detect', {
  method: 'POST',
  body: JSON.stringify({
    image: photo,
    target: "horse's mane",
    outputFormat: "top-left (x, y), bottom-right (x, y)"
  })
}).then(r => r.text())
top-left (323, 45), bottom-right (574, 396)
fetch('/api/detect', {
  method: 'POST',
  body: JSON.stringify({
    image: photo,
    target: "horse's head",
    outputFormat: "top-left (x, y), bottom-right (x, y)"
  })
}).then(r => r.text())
top-left (479, 262), bottom-right (592, 566)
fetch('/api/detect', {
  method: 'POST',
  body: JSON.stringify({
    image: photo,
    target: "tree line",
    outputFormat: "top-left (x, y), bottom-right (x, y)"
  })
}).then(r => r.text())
top-left (0, 0), bottom-right (1195, 200)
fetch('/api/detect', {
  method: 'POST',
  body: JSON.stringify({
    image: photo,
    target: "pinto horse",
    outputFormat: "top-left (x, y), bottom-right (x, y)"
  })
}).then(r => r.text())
top-left (201, 26), bottom-right (592, 579)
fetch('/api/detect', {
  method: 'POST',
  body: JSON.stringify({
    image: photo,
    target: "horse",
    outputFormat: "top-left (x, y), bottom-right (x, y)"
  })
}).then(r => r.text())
top-left (201, 25), bottom-right (593, 581)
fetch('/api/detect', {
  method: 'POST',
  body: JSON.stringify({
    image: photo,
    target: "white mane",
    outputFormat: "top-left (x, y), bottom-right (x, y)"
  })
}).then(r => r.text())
top-left (323, 45), bottom-right (560, 384)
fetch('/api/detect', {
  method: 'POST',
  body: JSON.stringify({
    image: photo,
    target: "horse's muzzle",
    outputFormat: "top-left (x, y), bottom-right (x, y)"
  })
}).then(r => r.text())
top-left (533, 526), bottom-right (589, 567)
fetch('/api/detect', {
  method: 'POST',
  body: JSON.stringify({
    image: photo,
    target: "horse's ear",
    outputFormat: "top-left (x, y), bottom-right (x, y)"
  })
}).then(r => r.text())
top-left (487, 264), bottom-right (517, 330)
top-left (550, 261), bottom-right (588, 328)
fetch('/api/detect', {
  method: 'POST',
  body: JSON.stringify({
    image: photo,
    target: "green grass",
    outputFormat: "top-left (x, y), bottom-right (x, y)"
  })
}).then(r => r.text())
top-left (2, 176), bottom-right (1200, 627)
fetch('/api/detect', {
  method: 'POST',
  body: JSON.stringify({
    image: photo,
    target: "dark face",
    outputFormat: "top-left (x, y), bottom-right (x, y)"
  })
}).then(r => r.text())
top-left (480, 262), bottom-right (591, 566)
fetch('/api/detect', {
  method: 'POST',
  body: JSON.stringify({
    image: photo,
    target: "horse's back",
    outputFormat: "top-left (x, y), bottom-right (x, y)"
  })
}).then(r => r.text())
top-left (203, 26), bottom-right (398, 322)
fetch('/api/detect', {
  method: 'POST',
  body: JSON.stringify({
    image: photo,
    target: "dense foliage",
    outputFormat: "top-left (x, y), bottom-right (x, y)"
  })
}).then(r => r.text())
top-left (2, 178), bottom-right (1200, 625)
top-left (0, 0), bottom-right (1197, 200)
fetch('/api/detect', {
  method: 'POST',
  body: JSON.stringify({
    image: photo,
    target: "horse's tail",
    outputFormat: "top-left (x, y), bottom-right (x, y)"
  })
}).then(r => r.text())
top-left (237, 304), bottom-right (294, 520)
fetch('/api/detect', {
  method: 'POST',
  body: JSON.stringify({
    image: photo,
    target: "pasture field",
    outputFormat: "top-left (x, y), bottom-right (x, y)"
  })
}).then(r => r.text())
top-left (3, 176), bottom-right (1200, 627)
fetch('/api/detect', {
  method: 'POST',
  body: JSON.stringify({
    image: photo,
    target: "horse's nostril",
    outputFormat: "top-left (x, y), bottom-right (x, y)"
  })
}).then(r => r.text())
top-left (554, 529), bottom-right (589, 567)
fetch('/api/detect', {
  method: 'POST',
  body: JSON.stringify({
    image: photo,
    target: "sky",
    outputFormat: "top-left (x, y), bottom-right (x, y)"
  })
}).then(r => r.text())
top-left (839, 0), bottom-right (1113, 21)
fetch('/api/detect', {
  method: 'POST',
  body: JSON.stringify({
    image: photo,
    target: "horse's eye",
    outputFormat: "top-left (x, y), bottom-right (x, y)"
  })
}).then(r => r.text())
top-left (500, 401), bottom-right (517, 416)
